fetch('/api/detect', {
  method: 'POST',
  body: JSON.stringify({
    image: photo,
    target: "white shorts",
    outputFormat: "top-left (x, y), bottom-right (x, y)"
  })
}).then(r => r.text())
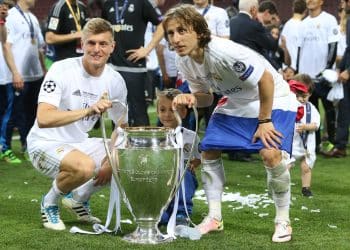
top-left (27, 137), bottom-right (107, 179)
top-left (287, 143), bottom-right (316, 169)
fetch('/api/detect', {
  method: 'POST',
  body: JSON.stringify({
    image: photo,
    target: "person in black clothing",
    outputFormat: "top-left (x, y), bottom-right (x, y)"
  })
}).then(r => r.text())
top-left (101, 0), bottom-right (163, 126)
top-left (45, 0), bottom-right (89, 62)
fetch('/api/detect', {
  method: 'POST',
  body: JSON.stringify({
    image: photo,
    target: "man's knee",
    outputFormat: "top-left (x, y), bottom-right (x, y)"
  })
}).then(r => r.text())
top-left (61, 155), bottom-right (95, 181)
top-left (260, 148), bottom-right (282, 167)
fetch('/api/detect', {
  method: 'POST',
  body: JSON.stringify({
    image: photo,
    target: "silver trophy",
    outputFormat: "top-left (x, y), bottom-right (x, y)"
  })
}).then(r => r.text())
top-left (101, 99), bottom-right (198, 244)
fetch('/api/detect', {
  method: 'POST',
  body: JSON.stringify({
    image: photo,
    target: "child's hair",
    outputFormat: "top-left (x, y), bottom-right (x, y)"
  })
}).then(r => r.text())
top-left (283, 66), bottom-right (296, 74)
top-left (292, 73), bottom-right (315, 94)
top-left (156, 88), bottom-right (183, 101)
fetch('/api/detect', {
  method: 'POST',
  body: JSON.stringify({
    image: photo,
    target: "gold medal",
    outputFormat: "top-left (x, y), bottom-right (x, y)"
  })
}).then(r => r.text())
top-left (114, 24), bottom-right (121, 32)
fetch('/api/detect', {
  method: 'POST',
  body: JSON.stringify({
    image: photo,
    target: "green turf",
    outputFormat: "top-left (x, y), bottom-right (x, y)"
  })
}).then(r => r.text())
top-left (0, 105), bottom-right (349, 249)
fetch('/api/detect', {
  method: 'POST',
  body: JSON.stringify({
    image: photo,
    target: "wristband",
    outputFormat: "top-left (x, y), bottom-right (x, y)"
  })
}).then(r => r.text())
top-left (258, 118), bottom-right (272, 124)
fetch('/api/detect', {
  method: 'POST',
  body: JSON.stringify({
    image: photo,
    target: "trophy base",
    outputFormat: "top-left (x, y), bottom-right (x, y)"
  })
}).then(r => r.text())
top-left (122, 225), bottom-right (173, 244)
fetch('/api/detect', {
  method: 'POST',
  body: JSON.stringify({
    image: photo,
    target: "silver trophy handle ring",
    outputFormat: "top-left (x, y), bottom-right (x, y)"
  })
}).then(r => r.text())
top-left (100, 99), bottom-right (130, 205)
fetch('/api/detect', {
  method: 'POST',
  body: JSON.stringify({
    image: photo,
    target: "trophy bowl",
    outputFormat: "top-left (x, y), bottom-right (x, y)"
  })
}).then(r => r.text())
top-left (111, 127), bottom-right (180, 244)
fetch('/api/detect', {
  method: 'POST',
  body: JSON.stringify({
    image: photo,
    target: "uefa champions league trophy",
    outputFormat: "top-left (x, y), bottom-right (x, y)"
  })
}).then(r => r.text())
top-left (101, 99), bottom-right (198, 244)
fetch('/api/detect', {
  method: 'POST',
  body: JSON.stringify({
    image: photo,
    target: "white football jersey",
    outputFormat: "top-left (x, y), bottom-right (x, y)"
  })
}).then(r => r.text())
top-left (195, 5), bottom-right (230, 37)
top-left (177, 37), bottom-right (289, 100)
top-left (291, 101), bottom-right (320, 167)
top-left (5, 7), bottom-right (45, 82)
top-left (281, 18), bottom-right (302, 70)
top-left (298, 11), bottom-right (339, 78)
top-left (27, 57), bottom-right (127, 143)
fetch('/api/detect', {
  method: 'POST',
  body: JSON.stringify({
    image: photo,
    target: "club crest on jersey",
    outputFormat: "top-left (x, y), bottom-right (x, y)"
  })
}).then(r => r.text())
top-left (233, 61), bottom-right (246, 73)
top-left (43, 80), bottom-right (56, 93)
top-left (128, 4), bottom-right (134, 12)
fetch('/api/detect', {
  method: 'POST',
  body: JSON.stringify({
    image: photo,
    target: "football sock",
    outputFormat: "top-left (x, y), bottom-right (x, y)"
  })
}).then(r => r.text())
top-left (44, 179), bottom-right (63, 206)
top-left (72, 179), bottom-right (102, 202)
top-left (265, 156), bottom-right (291, 223)
top-left (201, 158), bottom-right (225, 221)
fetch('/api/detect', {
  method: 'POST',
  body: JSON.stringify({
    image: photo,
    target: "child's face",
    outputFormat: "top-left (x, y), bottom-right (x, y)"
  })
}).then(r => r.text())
top-left (283, 68), bottom-right (295, 81)
top-left (296, 92), bottom-right (311, 104)
top-left (157, 96), bottom-right (183, 128)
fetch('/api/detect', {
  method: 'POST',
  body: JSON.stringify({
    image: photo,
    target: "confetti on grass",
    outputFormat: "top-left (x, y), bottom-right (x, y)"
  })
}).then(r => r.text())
top-left (327, 224), bottom-right (337, 229)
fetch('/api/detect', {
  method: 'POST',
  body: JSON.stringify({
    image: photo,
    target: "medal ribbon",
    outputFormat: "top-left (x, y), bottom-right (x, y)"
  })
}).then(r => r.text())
top-left (300, 103), bottom-right (311, 150)
top-left (15, 5), bottom-right (34, 41)
top-left (65, 0), bottom-right (81, 31)
top-left (201, 4), bottom-right (211, 16)
top-left (114, 0), bottom-right (128, 24)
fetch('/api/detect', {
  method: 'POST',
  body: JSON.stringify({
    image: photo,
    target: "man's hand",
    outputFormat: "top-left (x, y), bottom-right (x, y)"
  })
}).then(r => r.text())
top-left (126, 46), bottom-right (149, 63)
top-left (12, 72), bottom-right (24, 90)
top-left (172, 93), bottom-right (197, 109)
top-left (189, 158), bottom-right (201, 173)
top-left (87, 98), bottom-right (112, 116)
top-left (338, 69), bottom-right (350, 83)
top-left (94, 164), bottom-right (112, 186)
top-left (252, 122), bottom-right (283, 149)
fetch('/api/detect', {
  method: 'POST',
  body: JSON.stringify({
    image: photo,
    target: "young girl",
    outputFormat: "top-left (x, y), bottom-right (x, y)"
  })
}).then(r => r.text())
top-left (156, 88), bottom-right (201, 225)
top-left (288, 74), bottom-right (320, 197)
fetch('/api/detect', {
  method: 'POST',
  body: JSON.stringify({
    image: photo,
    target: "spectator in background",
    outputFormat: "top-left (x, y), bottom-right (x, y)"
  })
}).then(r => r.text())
top-left (296, 0), bottom-right (339, 153)
top-left (283, 66), bottom-right (296, 82)
top-left (257, 0), bottom-right (279, 27)
top-left (266, 24), bottom-right (291, 72)
top-left (101, 0), bottom-right (164, 126)
top-left (0, 0), bottom-right (16, 163)
top-left (1, 0), bottom-right (45, 163)
top-left (281, 0), bottom-right (307, 71)
top-left (156, 38), bottom-right (177, 89)
top-left (45, 0), bottom-right (89, 61)
top-left (325, 0), bottom-right (350, 158)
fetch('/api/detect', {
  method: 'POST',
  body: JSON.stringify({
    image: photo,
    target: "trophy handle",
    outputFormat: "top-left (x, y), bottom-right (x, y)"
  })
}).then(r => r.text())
top-left (100, 98), bottom-right (133, 212)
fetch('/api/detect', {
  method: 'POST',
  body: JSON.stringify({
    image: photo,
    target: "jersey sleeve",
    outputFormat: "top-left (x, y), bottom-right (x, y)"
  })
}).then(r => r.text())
top-left (225, 43), bottom-right (265, 87)
top-left (38, 63), bottom-right (63, 107)
top-left (215, 8), bottom-right (230, 37)
top-left (327, 15), bottom-right (340, 44)
top-left (46, 4), bottom-right (62, 32)
top-left (142, 0), bottom-right (162, 26)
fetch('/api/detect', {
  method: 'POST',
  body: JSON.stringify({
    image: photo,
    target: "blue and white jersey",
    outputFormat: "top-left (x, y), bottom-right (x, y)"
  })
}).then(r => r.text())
top-left (176, 37), bottom-right (295, 118)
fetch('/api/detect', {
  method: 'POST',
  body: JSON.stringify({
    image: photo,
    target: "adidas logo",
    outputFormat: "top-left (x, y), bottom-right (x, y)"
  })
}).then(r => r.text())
top-left (72, 90), bottom-right (81, 96)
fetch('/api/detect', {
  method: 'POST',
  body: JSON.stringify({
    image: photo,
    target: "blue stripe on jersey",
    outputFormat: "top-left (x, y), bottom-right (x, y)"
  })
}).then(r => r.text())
top-left (239, 65), bottom-right (254, 81)
top-left (200, 110), bottom-right (296, 154)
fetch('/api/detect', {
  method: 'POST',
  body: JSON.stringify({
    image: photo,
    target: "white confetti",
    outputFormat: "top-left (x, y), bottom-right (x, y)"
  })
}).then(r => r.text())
top-left (310, 209), bottom-right (320, 213)
top-left (292, 196), bottom-right (297, 201)
top-left (290, 182), bottom-right (296, 186)
top-left (328, 224), bottom-right (337, 229)
top-left (8, 195), bottom-right (12, 199)
top-left (294, 218), bottom-right (300, 221)
top-left (258, 213), bottom-right (269, 218)
top-left (99, 194), bottom-right (105, 198)
top-left (301, 206), bottom-right (308, 210)
top-left (24, 182), bottom-right (28, 185)
top-left (121, 219), bottom-right (133, 224)
top-left (225, 187), bottom-right (229, 190)
top-left (246, 175), bottom-right (251, 178)
top-left (262, 204), bottom-right (270, 208)
top-left (31, 199), bottom-right (38, 202)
